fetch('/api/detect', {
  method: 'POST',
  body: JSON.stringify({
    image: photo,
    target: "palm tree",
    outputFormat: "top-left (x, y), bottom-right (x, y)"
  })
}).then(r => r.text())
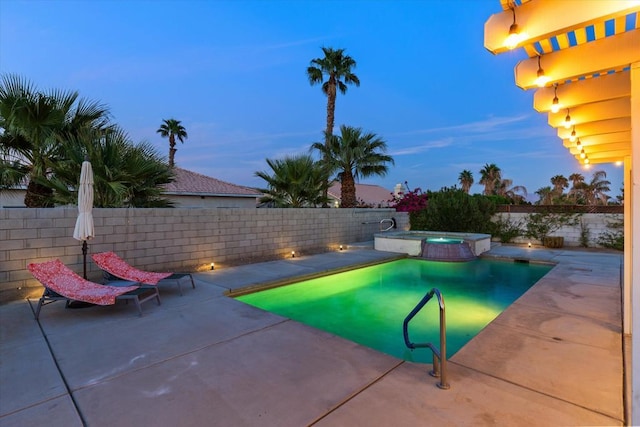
top-left (496, 178), bottom-right (527, 204)
top-left (157, 118), bottom-right (188, 167)
top-left (458, 170), bottom-right (474, 194)
top-left (0, 74), bottom-right (110, 207)
top-left (45, 127), bottom-right (175, 207)
top-left (255, 154), bottom-right (330, 207)
top-left (311, 125), bottom-right (394, 208)
top-left (550, 175), bottom-right (568, 197)
top-left (479, 163), bottom-right (502, 195)
top-left (583, 170), bottom-right (611, 205)
top-left (535, 186), bottom-right (554, 205)
top-left (568, 172), bottom-right (586, 203)
top-left (307, 47), bottom-right (360, 144)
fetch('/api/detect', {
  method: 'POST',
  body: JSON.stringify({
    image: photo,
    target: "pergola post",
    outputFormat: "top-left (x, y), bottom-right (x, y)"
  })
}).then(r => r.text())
top-left (631, 60), bottom-right (640, 425)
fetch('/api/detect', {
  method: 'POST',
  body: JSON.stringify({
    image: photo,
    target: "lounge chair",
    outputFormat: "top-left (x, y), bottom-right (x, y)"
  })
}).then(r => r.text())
top-left (27, 259), bottom-right (161, 319)
top-left (91, 251), bottom-right (195, 295)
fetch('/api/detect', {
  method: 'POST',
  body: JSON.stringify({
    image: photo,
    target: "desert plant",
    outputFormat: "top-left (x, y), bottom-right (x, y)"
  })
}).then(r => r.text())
top-left (524, 210), bottom-right (581, 246)
top-left (490, 214), bottom-right (525, 243)
top-left (597, 216), bottom-right (623, 251)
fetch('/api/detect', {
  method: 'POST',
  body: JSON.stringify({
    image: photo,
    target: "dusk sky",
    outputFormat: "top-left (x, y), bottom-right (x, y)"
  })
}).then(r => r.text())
top-left (0, 0), bottom-right (624, 200)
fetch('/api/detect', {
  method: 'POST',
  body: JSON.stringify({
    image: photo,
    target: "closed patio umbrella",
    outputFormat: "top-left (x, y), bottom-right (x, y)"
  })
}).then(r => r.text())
top-left (73, 157), bottom-right (94, 279)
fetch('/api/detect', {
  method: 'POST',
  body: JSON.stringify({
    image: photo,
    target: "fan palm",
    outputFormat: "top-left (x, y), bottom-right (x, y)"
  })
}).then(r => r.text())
top-left (458, 170), bottom-right (474, 194)
top-left (310, 125), bottom-right (394, 208)
top-left (157, 118), bottom-right (188, 167)
top-left (550, 175), bottom-right (568, 197)
top-left (479, 163), bottom-right (502, 196)
top-left (46, 127), bottom-right (174, 207)
top-left (255, 154), bottom-right (330, 207)
top-left (496, 178), bottom-right (527, 204)
top-left (0, 73), bottom-right (110, 206)
top-left (535, 186), bottom-right (553, 205)
top-left (307, 47), bottom-right (360, 144)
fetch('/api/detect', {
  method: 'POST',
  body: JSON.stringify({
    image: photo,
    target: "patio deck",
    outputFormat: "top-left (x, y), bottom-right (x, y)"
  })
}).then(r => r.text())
top-left (0, 245), bottom-right (625, 426)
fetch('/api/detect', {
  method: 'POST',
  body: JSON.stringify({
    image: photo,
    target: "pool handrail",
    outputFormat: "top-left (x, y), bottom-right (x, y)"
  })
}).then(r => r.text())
top-left (402, 287), bottom-right (449, 390)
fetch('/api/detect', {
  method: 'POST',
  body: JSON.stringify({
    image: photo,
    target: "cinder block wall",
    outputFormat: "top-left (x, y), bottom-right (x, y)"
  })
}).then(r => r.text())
top-left (0, 208), bottom-right (408, 302)
top-left (493, 212), bottom-right (623, 247)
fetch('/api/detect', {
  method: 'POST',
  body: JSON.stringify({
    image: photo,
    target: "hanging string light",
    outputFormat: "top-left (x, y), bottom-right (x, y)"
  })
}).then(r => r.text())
top-left (535, 55), bottom-right (551, 87)
top-left (504, 7), bottom-right (522, 49)
top-left (569, 126), bottom-right (577, 143)
top-left (551, 84), bottom-right (560, 113)
top-left (564, 109), bottom-right (572, 129)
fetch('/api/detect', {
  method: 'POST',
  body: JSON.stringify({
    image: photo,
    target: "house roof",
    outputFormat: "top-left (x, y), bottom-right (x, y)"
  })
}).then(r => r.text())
top-left (328, 182), bottom-right (394, 207)
top-left (163, 168), bottom-right (261, 198)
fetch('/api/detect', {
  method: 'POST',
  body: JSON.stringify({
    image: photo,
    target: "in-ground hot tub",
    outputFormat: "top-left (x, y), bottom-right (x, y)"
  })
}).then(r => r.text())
top-left (374, 231), bottom-right (491, 260)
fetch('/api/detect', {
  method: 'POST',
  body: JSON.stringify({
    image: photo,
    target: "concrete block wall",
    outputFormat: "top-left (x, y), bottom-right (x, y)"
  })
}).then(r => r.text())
top-left (0, 207), bottom-right (408, 302)
top-left (493, 212), bottom-right (623, 247)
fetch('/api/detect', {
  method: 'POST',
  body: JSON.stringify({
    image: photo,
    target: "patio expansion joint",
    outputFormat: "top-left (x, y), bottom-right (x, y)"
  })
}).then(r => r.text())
top-left (446, 358), bottom-right (624, 423)
top-left (307, 359), bottom-right (406, 426)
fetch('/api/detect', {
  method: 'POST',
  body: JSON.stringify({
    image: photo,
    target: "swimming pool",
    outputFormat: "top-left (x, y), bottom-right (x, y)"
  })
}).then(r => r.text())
top-left (236, 258), bottom-right (552, 362)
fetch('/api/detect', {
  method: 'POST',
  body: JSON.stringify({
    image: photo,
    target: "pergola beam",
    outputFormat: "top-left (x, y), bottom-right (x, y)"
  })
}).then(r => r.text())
top-left (533, 71), bottom-right (630, 112)
top-left (515, 29), bottom-right (640, 89)
top-left (547, 98), bottom-right (629, 128)
top-left (484, 0), bottom-right (640, 54)
top-left (556, 117), bottom-right (631, 139)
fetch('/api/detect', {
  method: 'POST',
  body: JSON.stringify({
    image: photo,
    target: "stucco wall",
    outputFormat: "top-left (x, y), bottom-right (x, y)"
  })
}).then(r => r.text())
top-left (166, 195), bottom-right (258, 208)
top-left (0, 207), bottom-right (408, 302)
top-left (493, 212), bottom-right (623, 247)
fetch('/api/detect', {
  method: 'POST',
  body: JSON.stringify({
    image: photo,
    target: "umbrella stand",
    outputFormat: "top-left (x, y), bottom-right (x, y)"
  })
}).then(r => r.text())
top-left (82, 240), bottom-right (88, 279)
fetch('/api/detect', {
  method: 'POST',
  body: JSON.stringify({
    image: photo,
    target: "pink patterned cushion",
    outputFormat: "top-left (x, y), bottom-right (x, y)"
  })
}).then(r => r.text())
top-left (28, 260), bottom-right (139, 306)
top-left (92, 252), bottom-right (172, 285)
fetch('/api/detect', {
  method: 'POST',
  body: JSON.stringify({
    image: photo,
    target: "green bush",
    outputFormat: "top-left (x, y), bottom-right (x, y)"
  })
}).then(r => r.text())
top-left (524, 210), bottom-right (580, 243)
top-left (490, 214), bottom-right (525, 243)
top-left (410, 187), bottom-right (497, 233)
top-left (597, 216), bottom-right (623, 251)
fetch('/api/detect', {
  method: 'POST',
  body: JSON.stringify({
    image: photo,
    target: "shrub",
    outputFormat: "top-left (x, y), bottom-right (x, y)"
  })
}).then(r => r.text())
top-left (490, 214), bottom-right (525, 243)
top-left (390, 188), bottom-right (428, 213)
top-left (410, 187), bottom-right (497, 233)
top-left (524, 210), bottom-right (581, 243)
top-left (597, 216), bottom-right (623, 251)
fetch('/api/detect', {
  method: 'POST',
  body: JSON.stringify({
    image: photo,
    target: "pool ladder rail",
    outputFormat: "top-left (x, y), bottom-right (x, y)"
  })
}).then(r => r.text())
top-left (402, 287), bottom-right (450, 390)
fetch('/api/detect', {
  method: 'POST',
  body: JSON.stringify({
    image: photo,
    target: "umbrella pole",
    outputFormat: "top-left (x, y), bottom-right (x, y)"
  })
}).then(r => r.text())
top-left (82, 240), bottom-right (88, 279)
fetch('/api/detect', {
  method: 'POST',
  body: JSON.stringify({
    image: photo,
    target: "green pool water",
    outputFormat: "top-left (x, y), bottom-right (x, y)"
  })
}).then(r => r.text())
top-left (236, 258), bottom-right (552, 362)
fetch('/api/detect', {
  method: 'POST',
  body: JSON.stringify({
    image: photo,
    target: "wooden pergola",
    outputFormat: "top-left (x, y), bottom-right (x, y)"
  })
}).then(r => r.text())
top-left (484, 0), bottom-right (640, 423)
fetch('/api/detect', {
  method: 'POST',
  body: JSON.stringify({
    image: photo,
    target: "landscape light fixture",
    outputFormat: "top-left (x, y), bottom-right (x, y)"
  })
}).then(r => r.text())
top-left (569, 126), bottom-right (576, 143)
top-left (504, 7), bottom-right (521, 49)
top-left (551, 84), bottom-right (560, 113)
top-left (210, 262), bottom-right (215, 270)
top-left (291, 250), bottom-right (295, 258)
top-left (339, 245), bottom-right (343, 251)
top-left (564, 109), bottom-right (572, 129)
top-left (535, 56), bottom-right (551, 87)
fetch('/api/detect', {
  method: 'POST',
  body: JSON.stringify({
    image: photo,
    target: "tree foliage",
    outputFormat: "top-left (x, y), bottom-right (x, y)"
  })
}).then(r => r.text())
top-left (255, 154), bottom-right (330, 207)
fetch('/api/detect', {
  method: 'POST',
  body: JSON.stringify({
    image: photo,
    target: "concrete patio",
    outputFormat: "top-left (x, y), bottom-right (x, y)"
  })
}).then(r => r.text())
top-left (0, 245), bottom-right (625, 426)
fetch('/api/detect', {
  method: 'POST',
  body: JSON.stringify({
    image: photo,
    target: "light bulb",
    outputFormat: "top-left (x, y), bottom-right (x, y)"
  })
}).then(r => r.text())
top-left (551, 96), bottom-right (560, 113)
top-left (569, 127), bottom-right (576, 143)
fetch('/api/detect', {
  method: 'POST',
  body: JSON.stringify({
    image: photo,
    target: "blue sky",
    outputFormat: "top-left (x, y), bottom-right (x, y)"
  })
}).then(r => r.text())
top-left (0, 0), bottom-right (623, 200)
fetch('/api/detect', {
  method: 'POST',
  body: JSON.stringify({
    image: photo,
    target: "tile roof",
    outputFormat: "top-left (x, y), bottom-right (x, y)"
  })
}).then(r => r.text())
top-left (328, 182), bottom-right (394, 207)
top-left (163, 168), bottom-right (261, 197)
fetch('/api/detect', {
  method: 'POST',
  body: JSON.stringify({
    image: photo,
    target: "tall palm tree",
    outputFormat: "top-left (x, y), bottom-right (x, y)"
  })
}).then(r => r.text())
top-left (550, 174), bottom-right (568, 197)
top-left (157, 118), bottom-right (188, 167)
top-left (0, 74), bottom-right (110, 207)
top-left (583, 170), bottom-right (611, 205)
top-left (307, 47), bottom-right (360, 144)
top-left (568, 172), bottom-right (585, 203)
top-left (479, 163), bottom-right (502, 195)
top-left (311, 125), bottom-right (394, 208)
top-left (535, 186), bottom-right (553, 205)
top-left (255, 154), bottom-right (330, 207)
top-left (458, 170), bottom-right (474, 194)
